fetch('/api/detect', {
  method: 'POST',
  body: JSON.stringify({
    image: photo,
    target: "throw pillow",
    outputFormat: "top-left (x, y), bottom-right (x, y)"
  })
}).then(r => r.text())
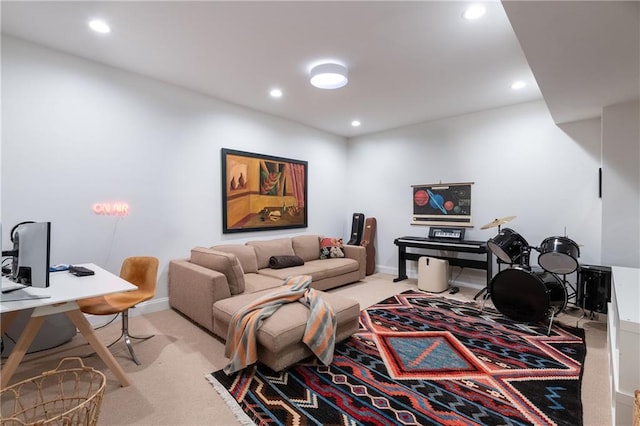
top-left (319, 237), bottom-right (345, 259)
top-left (268, 255), bottom-right (305, 269)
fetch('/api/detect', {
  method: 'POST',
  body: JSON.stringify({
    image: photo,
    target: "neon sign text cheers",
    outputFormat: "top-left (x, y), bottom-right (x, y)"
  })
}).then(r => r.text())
top-left (92, 202), bottom-right (130, 216)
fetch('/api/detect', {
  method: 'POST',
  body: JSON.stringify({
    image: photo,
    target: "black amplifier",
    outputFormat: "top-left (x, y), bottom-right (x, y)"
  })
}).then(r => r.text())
top-left (577, 264), bottom-right (612, 314)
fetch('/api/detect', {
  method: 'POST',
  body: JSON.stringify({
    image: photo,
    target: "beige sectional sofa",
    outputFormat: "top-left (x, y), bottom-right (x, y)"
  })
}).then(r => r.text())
top-left (168, 234), bottom-right (365, 371)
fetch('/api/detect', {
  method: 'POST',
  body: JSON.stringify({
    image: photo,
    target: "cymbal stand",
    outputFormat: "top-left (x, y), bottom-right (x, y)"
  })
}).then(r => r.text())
top-left (545, 270), bottom-right (563, 337)
top-left (562, 274), bottom-right (578, 306)
top-left (473, 284), bottom-right (491, 303)
top-left (546, 308), bottom-right (557, 336)
top-left (474, 224), bottom-right (503, 304)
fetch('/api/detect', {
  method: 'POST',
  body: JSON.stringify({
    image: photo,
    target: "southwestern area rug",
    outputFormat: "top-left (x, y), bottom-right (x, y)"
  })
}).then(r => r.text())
top-left (207, 291), bottom-right (586, 426)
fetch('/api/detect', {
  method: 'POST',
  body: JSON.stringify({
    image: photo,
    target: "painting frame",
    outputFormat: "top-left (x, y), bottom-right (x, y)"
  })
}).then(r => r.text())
top-left (411, 181), bottom-right (474, 227)
top-left (221, 148), bottom-right (308, 233)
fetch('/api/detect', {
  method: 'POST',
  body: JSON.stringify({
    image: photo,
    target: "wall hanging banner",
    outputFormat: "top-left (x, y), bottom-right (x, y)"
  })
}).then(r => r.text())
top-left (411, 182), bottom-right (473, 227)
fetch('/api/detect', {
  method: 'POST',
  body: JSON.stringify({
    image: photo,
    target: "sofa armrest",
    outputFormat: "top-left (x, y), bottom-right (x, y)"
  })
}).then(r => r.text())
top-left (169, 259), bottom-right (232, 333)
top-left (343, 244), bottom-right (367, 280)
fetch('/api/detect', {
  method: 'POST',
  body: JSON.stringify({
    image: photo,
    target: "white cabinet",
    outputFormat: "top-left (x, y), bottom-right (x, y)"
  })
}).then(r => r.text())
top-left (608, 266), bottom-right (640, 425)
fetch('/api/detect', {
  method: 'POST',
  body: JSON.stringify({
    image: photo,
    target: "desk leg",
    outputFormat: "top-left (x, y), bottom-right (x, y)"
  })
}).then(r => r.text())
top-left (393, 245), bottom-right (408, 282)
top-left (1, 315), bottom-right (44, 388)
top-left (1, 311), bottom-right (21, 334)
top-left (65, 309), bottom-right (130, 387)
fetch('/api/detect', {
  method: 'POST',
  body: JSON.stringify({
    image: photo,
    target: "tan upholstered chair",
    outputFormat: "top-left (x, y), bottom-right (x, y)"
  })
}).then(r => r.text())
top-left (78, 256), bottom-right (159, 365)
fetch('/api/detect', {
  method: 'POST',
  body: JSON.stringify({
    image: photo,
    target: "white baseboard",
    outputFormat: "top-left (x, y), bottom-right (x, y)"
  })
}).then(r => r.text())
top-left (375, 264), bottom-right (486, 290)
top-left (84, 297), bottom-right (170, 327)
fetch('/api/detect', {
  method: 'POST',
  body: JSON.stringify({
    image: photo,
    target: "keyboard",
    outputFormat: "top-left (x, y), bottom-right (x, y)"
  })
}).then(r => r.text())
top-left (1, 276), bottom-right (24, 293)
top-left (396, 236), bottom-right (483, 247)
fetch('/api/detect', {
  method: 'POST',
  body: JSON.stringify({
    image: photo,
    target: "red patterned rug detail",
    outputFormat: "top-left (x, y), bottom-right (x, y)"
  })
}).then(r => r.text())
top-left (208, 291), bottom-right (585, 425)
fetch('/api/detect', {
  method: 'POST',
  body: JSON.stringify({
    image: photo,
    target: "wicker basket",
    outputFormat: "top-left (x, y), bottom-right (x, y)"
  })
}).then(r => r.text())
top-left (634, 389), bottom-right (640, 426)
top-left (0, 357), bottom-right (106, 426)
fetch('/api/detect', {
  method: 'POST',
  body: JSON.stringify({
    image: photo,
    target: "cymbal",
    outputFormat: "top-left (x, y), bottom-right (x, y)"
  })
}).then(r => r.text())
top-left (480, 215), bottom-right (517, 230)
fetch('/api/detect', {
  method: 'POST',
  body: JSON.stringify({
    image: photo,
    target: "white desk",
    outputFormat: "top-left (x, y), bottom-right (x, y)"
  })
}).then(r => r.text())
top-left (1, 263), bottom-right (136, 387)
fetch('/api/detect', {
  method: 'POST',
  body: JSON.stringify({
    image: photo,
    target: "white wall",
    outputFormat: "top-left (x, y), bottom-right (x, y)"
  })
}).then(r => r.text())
top-left (602, 100), bottom-right (640, 268)
top-left (1, 37), bottom-right (349, 302)
top-left (347, 101), bottom-right (603, 286)
top-left (2, 36), bottom-right (613, 300)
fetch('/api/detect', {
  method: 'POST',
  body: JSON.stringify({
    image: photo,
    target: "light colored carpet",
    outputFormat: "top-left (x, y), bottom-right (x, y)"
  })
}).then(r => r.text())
top-left (1, 273), bottom-right (611, 425)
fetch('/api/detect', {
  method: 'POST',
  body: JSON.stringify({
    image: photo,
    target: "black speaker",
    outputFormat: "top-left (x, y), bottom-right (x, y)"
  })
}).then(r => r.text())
top-left (577, 264), bottom-right (611, 314)
top-left (347, 213), bottom-right (365, 245)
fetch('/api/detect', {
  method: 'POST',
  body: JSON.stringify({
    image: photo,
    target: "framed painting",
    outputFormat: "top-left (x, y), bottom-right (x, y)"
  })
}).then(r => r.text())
top-left (221, 148), bottom-right (308, 233)
top-left (411, 181), bottom-right (474, 227)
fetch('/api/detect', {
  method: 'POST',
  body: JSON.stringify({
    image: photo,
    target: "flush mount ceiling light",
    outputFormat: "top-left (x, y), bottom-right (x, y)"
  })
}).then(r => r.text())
top-left (88, 19), bottom-right (111, 34)
top-left (309, 63), bottom-right (348, 89)
top-left (269, 88), bottom-right (283, 98)
top-left (351, 120), bottom-right (361, 127)
top-left (463, 4), bottom-right (486, 20)
top-left (511, 80), bottom-right (527, 90)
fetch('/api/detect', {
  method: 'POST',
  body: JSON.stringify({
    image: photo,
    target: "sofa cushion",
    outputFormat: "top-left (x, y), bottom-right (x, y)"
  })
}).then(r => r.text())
top-left (319, 237), bottom-right (345, 259)
top-left (213, 288), bottom-right (359, 352)
top-left (190, 247), bottom-right (245, 295)
top-left (211, 244), bottom-right (259, 273)
top-left (292, 235), bottom-right (321, 261)
top-left (243, 273), bottom-right (282, 294)
top-left (247, 238), bottom-right (295, 269)
top-left (258, 258), bottom-right (360, 282)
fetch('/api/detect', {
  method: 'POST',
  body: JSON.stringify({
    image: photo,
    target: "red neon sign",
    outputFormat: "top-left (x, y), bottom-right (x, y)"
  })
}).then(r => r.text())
top-left (93, 202), bottom-right (130, 216)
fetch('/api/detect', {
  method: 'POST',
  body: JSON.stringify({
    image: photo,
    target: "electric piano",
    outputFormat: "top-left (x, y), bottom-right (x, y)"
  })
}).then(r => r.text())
top-left (393, 235), bottom-right (492, 284)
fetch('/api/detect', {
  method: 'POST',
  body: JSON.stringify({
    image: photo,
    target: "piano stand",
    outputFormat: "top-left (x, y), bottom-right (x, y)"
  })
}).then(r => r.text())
top-left (394, 236), bottom-right (493, 286)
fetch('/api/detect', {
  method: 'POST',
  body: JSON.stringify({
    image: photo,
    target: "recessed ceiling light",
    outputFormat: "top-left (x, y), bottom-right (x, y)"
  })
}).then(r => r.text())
top-left (269, 88), bottom-right (283, 98)
top-left (310, 63), bottom-right (348, 90)
top-left (351, 120), bottom-right (361, 127)
top-left (463, 5), bottom-right (486, 20)
top-left (511, 81), bottom-right (527, 90)
top-left (88, 19), bottom-right (111, 34)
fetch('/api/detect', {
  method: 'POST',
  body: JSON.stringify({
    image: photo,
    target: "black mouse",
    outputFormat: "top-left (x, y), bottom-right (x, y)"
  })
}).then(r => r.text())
top-left (449, 286), bottom-right (459, 294)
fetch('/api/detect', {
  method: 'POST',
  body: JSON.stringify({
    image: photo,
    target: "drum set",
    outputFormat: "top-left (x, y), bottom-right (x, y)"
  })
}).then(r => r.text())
top-left (481, 216), bottom-right (581, 334)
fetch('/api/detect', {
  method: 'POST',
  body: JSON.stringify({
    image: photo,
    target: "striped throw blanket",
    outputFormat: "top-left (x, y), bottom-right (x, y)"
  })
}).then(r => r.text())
top-left (223, 275), bottom-right (337, 375)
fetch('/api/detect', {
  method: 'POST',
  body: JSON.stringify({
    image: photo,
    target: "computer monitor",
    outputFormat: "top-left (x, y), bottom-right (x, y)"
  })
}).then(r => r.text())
top-left (8, 222), bottom-right (51, 288)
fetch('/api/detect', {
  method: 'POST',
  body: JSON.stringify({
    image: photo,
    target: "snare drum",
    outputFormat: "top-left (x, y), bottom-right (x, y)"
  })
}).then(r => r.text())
top-left (487, 228), bottom-right (529, 265)
top-left (538, 236), bottom-right (580, 274)
top-left (489, 267), bottom-right (567, 323)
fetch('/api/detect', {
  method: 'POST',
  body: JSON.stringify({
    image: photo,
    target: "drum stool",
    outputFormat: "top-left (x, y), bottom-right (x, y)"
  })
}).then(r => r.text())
top-left (418, 257), bottom-right (449, 293)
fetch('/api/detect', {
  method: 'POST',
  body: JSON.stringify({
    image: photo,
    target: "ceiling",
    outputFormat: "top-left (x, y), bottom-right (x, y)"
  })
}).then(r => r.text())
top-left (1, 1), bottom-right (637, 138)
top-left (503, 1), bottom-right (639, 125)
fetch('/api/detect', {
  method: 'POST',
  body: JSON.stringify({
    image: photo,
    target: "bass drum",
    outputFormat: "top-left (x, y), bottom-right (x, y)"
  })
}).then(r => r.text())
top-left (538, 236), bottom-right (580, 274)
top-left (487, 228), bottom-right (529, 265)
top-left (489, 267), bottom-right (567, 323)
